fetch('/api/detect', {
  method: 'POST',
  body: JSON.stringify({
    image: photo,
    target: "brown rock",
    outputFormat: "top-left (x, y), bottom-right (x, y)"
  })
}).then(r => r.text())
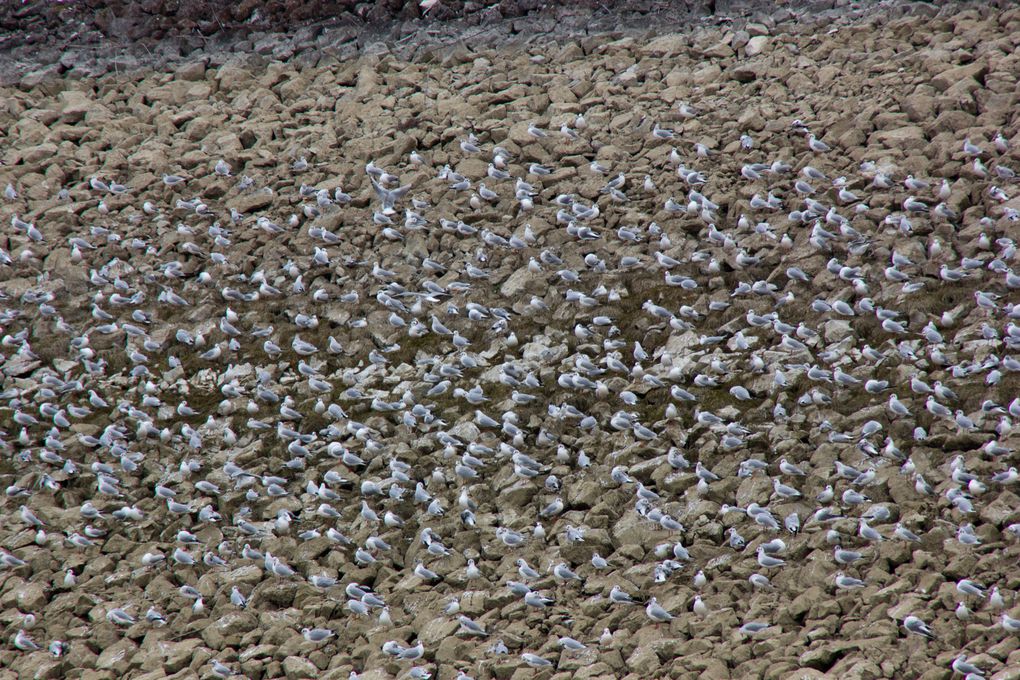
top-left (175, 60), bottom-right (208, 82)
top-left (625, 646), bottom-right (661, 675)
top-left (900, 94), bottom-right (935, 122)
top-left (692, 63), bottom-right (723, 85)
top-left (930, 62), bottom-right (987, 93)
top-left (869, 125), bottom-right (928, 151)
top-left (96, 639), bottom-right (138, 675)
top-left (202, 612), bottom-right (258, 649)
top-left (418, 616), bottom-right (458, 646)
top-left (641, 34), bottom-right (686, 58)
top-left (745, 36), bottom-right (769, 57)
top-left (799, 641), bottom-right (860, 671)
top-left (228, 191), bottom-right (275, 214)
top-left (282, 656), bottom-right (318, 680)
top-left (730, 64), bottom-right (759, 83)
top-left (59, 90), bottom-right (107, 123)
top-left (15, 581), bottom-right (48, 610)
top-left (702, 41), bottom-right (734, 59)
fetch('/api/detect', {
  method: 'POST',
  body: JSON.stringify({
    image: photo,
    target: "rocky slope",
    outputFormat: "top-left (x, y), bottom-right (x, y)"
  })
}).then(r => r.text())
top-left (1, 1), bottom-right (1019, 679)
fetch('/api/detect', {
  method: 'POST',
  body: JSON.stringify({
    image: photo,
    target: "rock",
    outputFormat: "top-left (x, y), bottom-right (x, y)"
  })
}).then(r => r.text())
top-left (59, 90), bottom-right (105, 123)
top-left (837, 660), bottom-right (884, 680)
top-left (175, 60), bottom-right (207, 82)
top-left (201, 612), bottom-right (257, 649)
top-left (213, 564), bottom-right (265, 588)
top-left (980, 492), bottom-right (1020, 527)
top-left (785, 670), bottom-right (828, 680)
top-left (3, 355), bottom-right (41, 377)
top-left (800, 642), bottom-right (860, 670)
top-left (692, 63), bottom-right (723, 85)
top-left (731, 31), bottom-right (750, 52)
top-left (641, 34), bottom-right (686, 58)
top-left (625, 645), bottom-right (661, 675)
top-left (499, 265), bottom-right (538, 297)
top-left (15, 581), bottom-right (48, 610)
top-left (869, 125), bottom-right (928, 151)
top-left (96, 639), bottom-right (137, 675)
top-left (154, 639), bottom-right (202, 674)
top-left (19, 142), bottom-right (59, 164)
top-left (745, 36), bottom-right (769, 57)
top-left (787, 586), bottom-right (826, 624)
top-left (930, 63), bottom-right (987, 93)
top-left (228, 190), bottom-right (275, 214)
top-left (702, 41), bottom-right (734, 59)
top-left (282, 656), bottom-right (318, 680)
top-left (823, 320), bottom-right (853, 343)
top-left (730, 64), bottom-right (760, 82)
top-left (418, 616), bottom-right (458, 645)
top-left (20, 64), bottom-right (64, 93)
top-left (900, 94), bottom-right (935, 122)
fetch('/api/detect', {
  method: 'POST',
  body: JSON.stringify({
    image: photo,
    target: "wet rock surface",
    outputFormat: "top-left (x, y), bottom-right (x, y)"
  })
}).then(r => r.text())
top-left (1, 1), bottom-right (1020, 679)
top-left (1, 0), bottom-right (712, 86)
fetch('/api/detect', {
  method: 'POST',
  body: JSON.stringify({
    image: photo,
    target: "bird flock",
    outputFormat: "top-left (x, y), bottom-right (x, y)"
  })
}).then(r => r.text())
top-left (2, 23), bottom-right (1020, 680)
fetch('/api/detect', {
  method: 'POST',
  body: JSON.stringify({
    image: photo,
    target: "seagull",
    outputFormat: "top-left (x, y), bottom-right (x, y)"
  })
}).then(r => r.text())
top-left (834, 572), bottom-right (866, 589)
top-left (1002, 613), bottom-right (1020, 633)
top-left (558, 636), bottom-right (587, 652)
top-left (14, 629), bottom-right (41, 651)
top-left (521, 653), bottom-right (553, 667)
top-left (739, 622), bottom-right (770, 636)
top-left (951, 655), bottom-right (983, 677)
top-left (302, 628), bottom-right (335, 643)
top-left (106, 608), bottom-right (136, 626)
top-left (903, 616), bottom-right (936, 640)
top-left (370, 178), bottom-right (412, 215)
top-left (645, 598), bottom-right (674, 623)
top-left (757, 546), bottom-right (785, 568)
top-left (610, 585), bottom-right (638, 604)
top-left (457, 616), bottom-right (487, 636)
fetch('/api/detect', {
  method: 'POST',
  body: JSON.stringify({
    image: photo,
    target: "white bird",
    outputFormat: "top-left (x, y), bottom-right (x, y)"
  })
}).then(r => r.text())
top-left (903, 615), bottom-right (935, 640)
top-left (645, 597), bottom-right (674, 622)
top-left (14, 629), bottom-right (41, 651)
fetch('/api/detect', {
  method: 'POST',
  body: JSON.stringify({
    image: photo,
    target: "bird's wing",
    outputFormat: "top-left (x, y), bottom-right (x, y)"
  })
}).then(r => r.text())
top-left (390, 184), bottom-right (412, 200)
